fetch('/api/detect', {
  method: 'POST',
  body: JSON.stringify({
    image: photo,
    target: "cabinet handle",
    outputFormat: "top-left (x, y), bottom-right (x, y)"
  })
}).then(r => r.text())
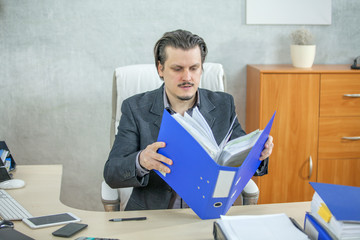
top-left (342, 136), bottom-right (360, 140)
top-left (309, 156), bottom-right (313, 180)
top-left (343, 94), bottom-right (360, 98)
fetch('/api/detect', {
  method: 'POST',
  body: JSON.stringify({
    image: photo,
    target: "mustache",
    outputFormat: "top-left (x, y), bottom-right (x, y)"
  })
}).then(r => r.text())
top-left (178, 82), bottom-right (194, 87)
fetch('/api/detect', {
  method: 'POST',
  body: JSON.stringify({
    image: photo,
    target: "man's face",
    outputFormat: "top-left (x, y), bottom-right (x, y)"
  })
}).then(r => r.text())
top-left (158, 46), bottom-right (202, 104)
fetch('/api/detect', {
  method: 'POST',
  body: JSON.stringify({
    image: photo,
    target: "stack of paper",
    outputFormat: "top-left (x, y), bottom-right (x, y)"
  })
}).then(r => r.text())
top-left (214, 213), bottom-right (308, 240)
top-left (305, 182), bottom-right (360, 239)
top-left (218, 130), bottom-right (262, 167)
top-left (172, 107), bottom-right (262, 167)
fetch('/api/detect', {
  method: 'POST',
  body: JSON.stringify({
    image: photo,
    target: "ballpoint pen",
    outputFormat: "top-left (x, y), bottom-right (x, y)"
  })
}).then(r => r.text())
top-left (76, 238), bottom-right (119, 240)
top-left (109, 217), bottom-right (147, 222)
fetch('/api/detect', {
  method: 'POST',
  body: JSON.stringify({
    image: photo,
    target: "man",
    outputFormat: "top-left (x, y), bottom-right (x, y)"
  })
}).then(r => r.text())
top-left (103, 29), bottom-right (273, 210)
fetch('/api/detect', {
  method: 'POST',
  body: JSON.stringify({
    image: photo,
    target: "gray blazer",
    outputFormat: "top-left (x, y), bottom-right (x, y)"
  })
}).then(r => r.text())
top-left (103, 85), bottom-right (268, 210)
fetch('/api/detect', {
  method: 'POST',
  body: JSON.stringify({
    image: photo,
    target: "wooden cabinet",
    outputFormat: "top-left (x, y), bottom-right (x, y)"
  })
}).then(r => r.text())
top-left (246, 65), bottom-right (360, 204)
top-left (318, 73), bottom-right (360, 187)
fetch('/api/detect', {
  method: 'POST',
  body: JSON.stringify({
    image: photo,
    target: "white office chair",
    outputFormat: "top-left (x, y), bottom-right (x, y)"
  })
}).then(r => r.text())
top-left (101, 63), bottom-right (259, 211)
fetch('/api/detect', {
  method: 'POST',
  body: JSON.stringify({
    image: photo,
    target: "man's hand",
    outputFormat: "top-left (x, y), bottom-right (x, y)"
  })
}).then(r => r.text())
top-left (259, 135), bottom-right (274, 161)
top-left (139, 142), bottom-right (173, 173)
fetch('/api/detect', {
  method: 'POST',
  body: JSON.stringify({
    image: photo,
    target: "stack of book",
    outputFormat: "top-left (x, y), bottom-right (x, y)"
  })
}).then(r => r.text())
top-left (304, 182), bottom-right (360, 240)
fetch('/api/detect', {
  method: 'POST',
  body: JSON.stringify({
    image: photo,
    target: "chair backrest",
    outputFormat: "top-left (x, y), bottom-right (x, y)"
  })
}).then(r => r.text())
top-left (110, 63), bottom-right (226, 146)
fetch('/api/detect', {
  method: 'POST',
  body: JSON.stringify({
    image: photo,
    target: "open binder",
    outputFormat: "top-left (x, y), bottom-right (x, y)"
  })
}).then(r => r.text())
top-left (156, 110), bottom-right (276, 219)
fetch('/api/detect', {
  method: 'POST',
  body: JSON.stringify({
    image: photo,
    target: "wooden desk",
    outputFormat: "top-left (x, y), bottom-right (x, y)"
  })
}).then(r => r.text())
top-left (9, 165), bottom-right (310, 239)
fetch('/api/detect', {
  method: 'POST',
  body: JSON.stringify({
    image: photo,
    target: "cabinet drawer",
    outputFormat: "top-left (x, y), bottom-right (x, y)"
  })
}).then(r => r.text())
top-left (320, 74), bottom-right (360, 117)
top-left (319, 117), bottom-right (360, 159)
top-left (317, 159), bottom-right (360, 186)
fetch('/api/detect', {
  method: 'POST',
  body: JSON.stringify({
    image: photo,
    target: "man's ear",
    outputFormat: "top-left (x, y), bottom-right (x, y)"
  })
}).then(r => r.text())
top-left (157, 62), bottom-right (164, 78)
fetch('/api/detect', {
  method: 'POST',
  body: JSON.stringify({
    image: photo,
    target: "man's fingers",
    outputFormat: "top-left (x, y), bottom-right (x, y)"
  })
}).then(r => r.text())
top-left (148, 141), bottom-right (166, 151)
top-left (152, 159), bottom-right (171, 173)
top-left (265, 135), bottom-right (273, 148)
top-left (147, 142), bottom-right (173, 165)
top-left (155, 152), bottom-right (173, 166)
top-left (259, 136), bottom-right (274, 160)
top-left (140, 142), bottom-right (172, 172)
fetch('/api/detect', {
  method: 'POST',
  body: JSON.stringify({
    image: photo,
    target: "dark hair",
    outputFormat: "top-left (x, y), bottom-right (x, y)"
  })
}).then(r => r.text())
top-left (154, 29), bottom-right (208, 70)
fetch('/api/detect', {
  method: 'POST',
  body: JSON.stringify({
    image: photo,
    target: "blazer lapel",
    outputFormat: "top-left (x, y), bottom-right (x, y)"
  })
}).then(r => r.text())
top-left (150, 85), bottom-right (165, 129)
top-left (198, 89), bottom-right (216, 128)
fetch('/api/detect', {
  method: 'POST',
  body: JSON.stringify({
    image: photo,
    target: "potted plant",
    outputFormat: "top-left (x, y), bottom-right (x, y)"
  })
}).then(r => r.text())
top-left (290, 28), bottom-right (316, 68)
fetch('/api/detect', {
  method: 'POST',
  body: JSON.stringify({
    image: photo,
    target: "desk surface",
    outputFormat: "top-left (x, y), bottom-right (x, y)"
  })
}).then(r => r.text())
top-left (8, 165), bottom-right (310, 239)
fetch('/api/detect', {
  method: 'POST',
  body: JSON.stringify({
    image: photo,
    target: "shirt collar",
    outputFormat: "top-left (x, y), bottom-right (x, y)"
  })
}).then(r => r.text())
top-left (163, 86), bottom-right (200, 116)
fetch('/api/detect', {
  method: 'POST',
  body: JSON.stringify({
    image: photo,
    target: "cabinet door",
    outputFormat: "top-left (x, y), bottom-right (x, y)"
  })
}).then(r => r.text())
top-left (257, 73), bottom-right (320, 204)
top-left (318, 159), bottom-right (360, 186)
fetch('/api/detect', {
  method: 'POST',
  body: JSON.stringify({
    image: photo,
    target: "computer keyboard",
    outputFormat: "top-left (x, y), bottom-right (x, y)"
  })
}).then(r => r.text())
top-left (0, 189), bottom-right (32, 220)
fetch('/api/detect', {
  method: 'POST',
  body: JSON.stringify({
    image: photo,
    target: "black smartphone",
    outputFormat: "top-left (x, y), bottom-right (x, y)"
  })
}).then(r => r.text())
top-left (52, 222), bottom-right (88, 238)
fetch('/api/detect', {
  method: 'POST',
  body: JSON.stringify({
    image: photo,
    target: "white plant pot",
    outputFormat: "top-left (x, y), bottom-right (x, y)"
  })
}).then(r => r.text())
top-left (290, 45), bottom-right (316, 68)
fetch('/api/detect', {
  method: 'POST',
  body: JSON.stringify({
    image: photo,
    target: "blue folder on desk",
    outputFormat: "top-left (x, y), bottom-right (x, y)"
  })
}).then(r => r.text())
top-left (156, 110), bottom-right (275, 219)
top-left (310, 182), bottom-right (360, 222)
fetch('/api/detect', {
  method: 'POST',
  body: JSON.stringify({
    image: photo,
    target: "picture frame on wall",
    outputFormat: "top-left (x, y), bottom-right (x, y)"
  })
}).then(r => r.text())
top-left (246, 0), bottom-right (332, 25)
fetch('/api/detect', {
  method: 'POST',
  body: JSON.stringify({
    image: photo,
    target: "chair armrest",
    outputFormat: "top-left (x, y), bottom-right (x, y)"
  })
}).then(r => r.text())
top-left (241, 179), bottom-right (259, 205)
top-left (101, 181), bottom-right (119, 211)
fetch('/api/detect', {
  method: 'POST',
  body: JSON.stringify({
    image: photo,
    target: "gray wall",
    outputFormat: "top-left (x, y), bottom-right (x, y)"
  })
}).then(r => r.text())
top-left (1, 0), bottom-right (359, 211)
